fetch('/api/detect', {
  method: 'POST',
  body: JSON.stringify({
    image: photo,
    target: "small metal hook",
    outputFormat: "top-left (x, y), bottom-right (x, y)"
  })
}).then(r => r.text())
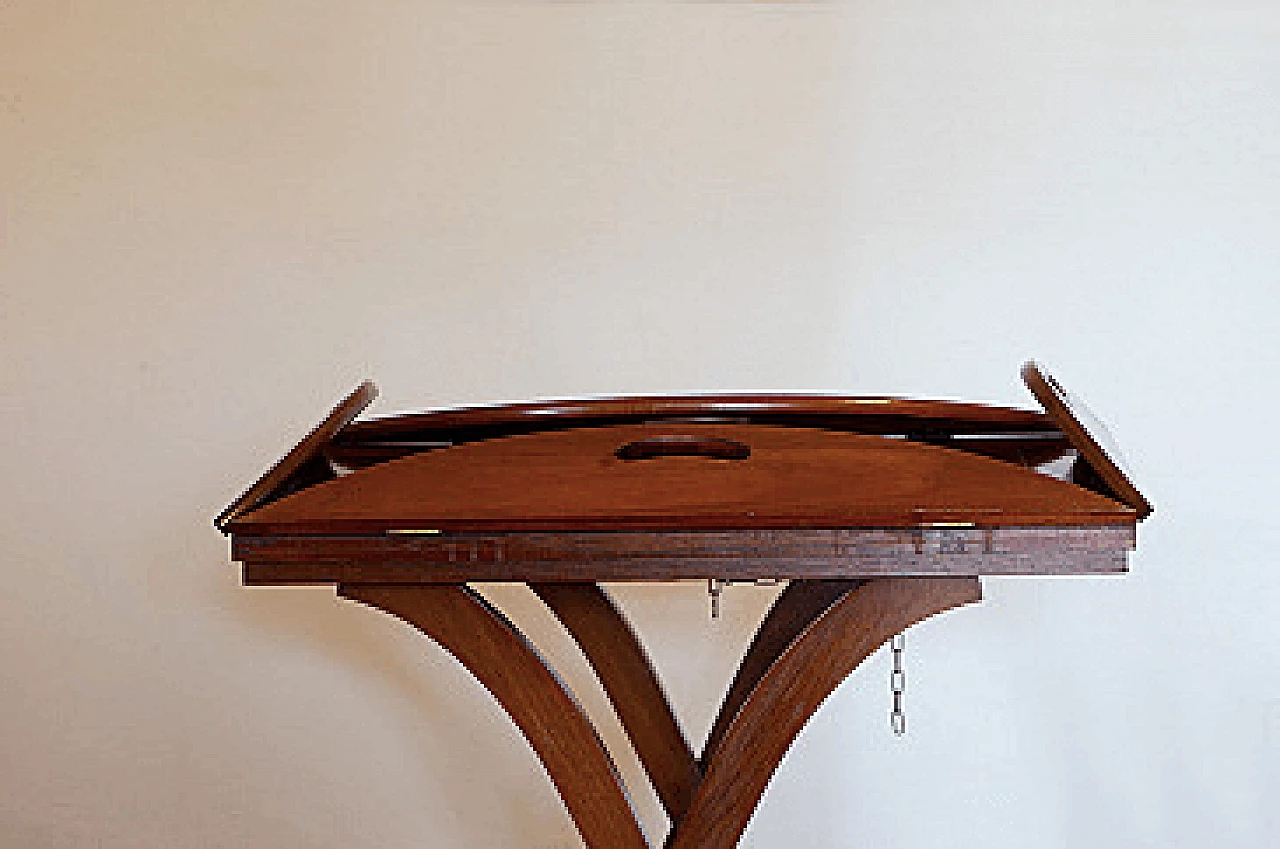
top-left (708, 578), bottom-right (724, 619)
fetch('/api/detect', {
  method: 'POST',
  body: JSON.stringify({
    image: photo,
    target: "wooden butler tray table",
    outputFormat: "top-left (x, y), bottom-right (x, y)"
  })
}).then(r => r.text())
top-left (217, 362), bottom-right (1151, 849)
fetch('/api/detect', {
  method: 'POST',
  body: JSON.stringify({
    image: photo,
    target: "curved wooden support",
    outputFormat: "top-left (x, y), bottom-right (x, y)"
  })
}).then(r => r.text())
top-left (530, 582), bottom-right (700, 823)
top-left (668, 577), bottom-right (982, 849)
top-left (339, 583), bottom-right (650, 849)
top-left (701, 579), bottom-right (863, 768)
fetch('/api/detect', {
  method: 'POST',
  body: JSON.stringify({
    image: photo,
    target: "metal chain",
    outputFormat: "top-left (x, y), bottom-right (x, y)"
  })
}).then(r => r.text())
top-left (890, 632), bottom-right (907, 736)
top-left (709, 585), bottom-right (908, 734)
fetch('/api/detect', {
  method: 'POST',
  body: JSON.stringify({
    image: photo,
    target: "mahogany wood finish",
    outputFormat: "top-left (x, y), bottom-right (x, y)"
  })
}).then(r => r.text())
top-left (219, 366), bottom-right (1150, 849)
top-left (215, 380), bottom-right (376, 530)
top-left (337, 578), bottom-right (977, 849)
top-left (343, 394), bottom-right (1055, 441)
top-left (530, 583), bottom-right (700, 822)
top-left (324, 433), bottom-right (1072, 471)
top-left (339, 583), bottom-right (650, 849)
top-left (1021, 362), bottom-right (1154, 519)
top-left (701, 579), bottom-right (862, 768)
top-left (326, 394), bottom-right (1071, 471)
top-left (226, 424), bottom-right (1134, 536)
top-left (236, 524), bottom-right (1135, 584)
top-left (669, 578), bottom-right (982, 849)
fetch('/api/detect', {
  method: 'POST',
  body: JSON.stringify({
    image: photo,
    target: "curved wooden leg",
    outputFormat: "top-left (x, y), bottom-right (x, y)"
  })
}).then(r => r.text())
top-left (667, 577), bottom-right (982, 849)
top-left (701, 579), bottom-right (864, 768)
top-left (530, 582), bottom-right (701, 823)
top-left (340, 583), bottom-right (651, 849)
top-left (341, 578), bottom-right (979, 849)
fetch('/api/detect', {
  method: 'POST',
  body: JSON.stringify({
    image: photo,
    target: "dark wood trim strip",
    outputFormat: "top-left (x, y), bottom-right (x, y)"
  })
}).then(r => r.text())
top-left (233, 525), bottom-right (1135, 584)
top-left (667, 578), bottom-right (982, 849)
top-left (243, 550), bottom-right (1125, 585)
top-left (339, 583), bottom-right (651, 849)
top-left (530, 583), bottom-right (700, 823)
top-left (700, 580), bottom-right (862, 768)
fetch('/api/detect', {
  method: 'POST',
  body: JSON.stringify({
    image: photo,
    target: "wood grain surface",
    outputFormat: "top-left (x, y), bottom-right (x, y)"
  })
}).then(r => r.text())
top-left (215, 380), bottom-right (377, 530)
top-left (236, 524), bottom-right (1134, 584)
top-left (341, 394), bottom-right (1055, 442)
top-left (225, 424), bottom-right (1135, 535)
top-left (328, 394), bottom-right (1069, 471)
top-left (530, 583), bottom-right (700, 822)
top-left (667, 578), bottom-right (982, 849)
top-left (1022, 361), bottom-right (1154, 519)
top-left (339, 583), bottom-right (651, 849)
top-left (700, 579), bottom-right (862, 768)
top-left (217, 377), bottom-right (1144, 848)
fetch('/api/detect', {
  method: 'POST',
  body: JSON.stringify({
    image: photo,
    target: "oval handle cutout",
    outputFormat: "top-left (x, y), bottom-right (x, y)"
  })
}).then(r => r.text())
top-left (615, 435), bottom-right (751, 461)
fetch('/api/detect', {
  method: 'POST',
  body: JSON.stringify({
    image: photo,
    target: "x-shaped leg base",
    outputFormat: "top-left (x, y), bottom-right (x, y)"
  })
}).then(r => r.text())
top-left (340, 578), bottom-right (981, 849)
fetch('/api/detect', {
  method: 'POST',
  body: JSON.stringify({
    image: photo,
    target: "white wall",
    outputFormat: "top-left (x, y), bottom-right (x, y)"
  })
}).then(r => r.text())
top-left (3, 2), bottom-right (1277, 847)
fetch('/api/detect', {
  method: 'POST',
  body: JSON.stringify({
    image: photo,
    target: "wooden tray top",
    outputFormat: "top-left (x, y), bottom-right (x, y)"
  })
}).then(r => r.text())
top-left (219, 363), bottom-right (1150, 583)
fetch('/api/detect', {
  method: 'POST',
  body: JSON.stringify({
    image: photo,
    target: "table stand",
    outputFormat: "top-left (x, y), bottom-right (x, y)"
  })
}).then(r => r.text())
top-left (341, 577), bottom-right (976, 848)
top-left (217, 363), bottom-right (1148, 848)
